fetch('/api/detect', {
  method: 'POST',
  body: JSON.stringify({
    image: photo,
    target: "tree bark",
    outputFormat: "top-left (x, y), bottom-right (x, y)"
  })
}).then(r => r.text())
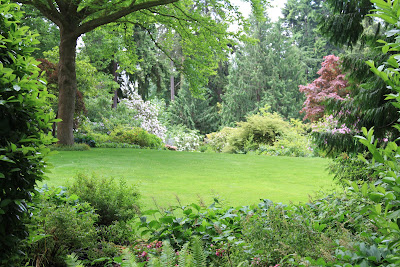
top-left (57, 29), bottom-right (78, 145)
top-left (170, 60), bottom-right (175, 101)
top-left (112, 60), bottom-right (119, 109)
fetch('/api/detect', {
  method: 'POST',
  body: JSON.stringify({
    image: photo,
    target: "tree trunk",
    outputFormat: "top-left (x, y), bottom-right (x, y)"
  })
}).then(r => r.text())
top-left (170, 60), bottom-right (175, 101)
top-left (112, 60), bottom-right (119, 109)
top-left (57, 30), bottom-right (78, 145)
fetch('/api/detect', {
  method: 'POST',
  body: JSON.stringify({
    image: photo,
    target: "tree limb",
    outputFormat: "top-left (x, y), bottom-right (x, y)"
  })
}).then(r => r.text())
top-left (12, 0), bottom-right (62, 26)
top-left (76, 0), bottom-right (179, 36)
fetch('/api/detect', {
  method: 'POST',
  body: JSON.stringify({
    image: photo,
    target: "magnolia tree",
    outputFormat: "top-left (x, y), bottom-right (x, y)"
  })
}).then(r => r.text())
top-left (122, 83), bottom-right (167, 142)
top-left (299, 55), bottom-right (349, 122)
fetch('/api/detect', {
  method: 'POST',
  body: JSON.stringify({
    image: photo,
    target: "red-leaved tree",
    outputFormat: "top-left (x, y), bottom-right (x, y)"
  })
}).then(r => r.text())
top-left (299, 55), bottom-right (349, 122)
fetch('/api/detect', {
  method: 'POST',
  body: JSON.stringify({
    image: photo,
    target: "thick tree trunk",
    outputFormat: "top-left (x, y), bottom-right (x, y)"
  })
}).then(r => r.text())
top-left (57, 30), bottom-right (78, 145)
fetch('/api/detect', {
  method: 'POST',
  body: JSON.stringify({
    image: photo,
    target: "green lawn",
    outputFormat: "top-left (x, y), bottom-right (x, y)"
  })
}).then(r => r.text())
top-left (45, 148), bottom-right (336, 209)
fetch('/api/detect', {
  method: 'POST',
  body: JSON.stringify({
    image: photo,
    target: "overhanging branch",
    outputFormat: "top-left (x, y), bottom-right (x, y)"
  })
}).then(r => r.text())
top-left (76, 0), bottom-right (179, 36)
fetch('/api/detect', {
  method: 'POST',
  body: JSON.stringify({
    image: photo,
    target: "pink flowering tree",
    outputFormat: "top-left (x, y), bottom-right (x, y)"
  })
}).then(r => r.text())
top-left (299, 55), bottom-right (349, 122)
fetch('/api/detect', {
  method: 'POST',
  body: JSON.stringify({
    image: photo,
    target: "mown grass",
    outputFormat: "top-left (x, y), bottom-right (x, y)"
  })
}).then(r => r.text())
top-left (45, 148), bottom-right (336, 209)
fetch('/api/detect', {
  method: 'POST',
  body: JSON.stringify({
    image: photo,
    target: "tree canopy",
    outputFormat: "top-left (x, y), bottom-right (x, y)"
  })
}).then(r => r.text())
top-left (13, 0), bottom-right (250, 144)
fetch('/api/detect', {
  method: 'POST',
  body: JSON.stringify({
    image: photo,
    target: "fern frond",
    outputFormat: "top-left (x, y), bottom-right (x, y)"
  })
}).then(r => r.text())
top-left (121, 248), bottom-right (139, 267)
top-left (148, 254), bottom-right (162, 267)
top-left (159, 241), bottom-right (175, 267)
top-left (65, 253), bottom-right (84, 267)
top-left (178, 242), bottom-right (190, 267)
top-left (191, 236), bottom-right (206, 267)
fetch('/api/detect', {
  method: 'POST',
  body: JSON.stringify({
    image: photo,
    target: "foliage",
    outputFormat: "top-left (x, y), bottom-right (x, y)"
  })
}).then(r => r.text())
top-left (319, 0), bottom-right (398, 152)
top-left (224, 112), bottom-right (290, 153)
top-left (96, 142), bottom-right (141, 149)
top-left (19, 4), bottom-right (59, 59)
top-left (168, 85), bottom-right (220, 134)
top-left (16, 0), bottom-right (245, 145)
top-left (65, 253), bottom-right (85, 267)
top-left (328, 153), bottom-right (377, 186)
top-left (136, 199), bottom-right (246, 263)
top-left (311, 114), bottom-right (363, 156)
top-left (204, 127), bottom-right (236, 153)
top-left (0, 1), bottom-right (57, 263)
top-left (339, 2), bottom-right (400, 264)
top-left (98, 220), bottom-right (135, 245)
top-left (109, 126), bottom-right (164, 149)
top-left (299, 55), bottom-right (350, 122)
top-left (282, 0), bottom-right (342, 81)
top-left (319, 0), bottom-right (374, 47)
top-left (25, 186), bottom-right (98, 266)
top-left (221, 18), bottom-right (307, 124)
top-left (165, 124), bottom-right (202, 151)
top-left (69, 173), bottom-right (140, 226)
top-left (49, 143), bottom-right (91, 151)
top-left (74, 132), bottom-right (96, 147)
top-left (83, 94), bottom-right (140, 133)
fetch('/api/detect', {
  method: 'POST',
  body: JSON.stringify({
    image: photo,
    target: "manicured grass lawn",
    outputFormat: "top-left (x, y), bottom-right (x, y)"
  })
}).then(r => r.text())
top-left (45, 148), bottom-right (336, 209)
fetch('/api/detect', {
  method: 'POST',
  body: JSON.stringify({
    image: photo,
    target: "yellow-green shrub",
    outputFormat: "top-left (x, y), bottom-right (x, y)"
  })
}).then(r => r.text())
top-left (109, 126), bottom-right (163, 149)
top-left (205, 127), bottom-right (235, 152)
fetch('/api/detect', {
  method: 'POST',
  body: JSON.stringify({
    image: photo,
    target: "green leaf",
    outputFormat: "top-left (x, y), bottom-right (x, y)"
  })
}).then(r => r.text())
top-left (0, 199), bottom-right (12, 208)
top-left (361, 183), bottom-right (369, 197)
top-left (369, 192), bottom-right (384, 202)
top-left (351, 181), bottom-right (359, 192)
top-left (142, 209), bottom-right (159, 216)
top-left (149, 220), bottom-right (160, 229)
top-left (374, 204), bottom-right (382, 215)
top-left (190, 203), bottom-right (201, 211)
top-left (388, 209), bottom-right (400, 220)
top-left (183, 208), bottom-right (192, 215)
top-left (0, 155), bottom-right (15, 163)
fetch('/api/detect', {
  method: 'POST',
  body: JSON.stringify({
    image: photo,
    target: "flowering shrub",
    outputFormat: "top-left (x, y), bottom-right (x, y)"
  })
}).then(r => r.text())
top-left (310, 113), bottom-right (362, 156)
top-left (122, 85), bottom-right (167, 142)
top-left (312, 114), bottom-right (359, 135)
top-left (165, 125), bottom-right (202, 151)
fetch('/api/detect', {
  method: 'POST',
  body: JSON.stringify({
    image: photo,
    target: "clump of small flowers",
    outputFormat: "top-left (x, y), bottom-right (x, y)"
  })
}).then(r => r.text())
top-left (215, 248), bottom-right (225, 257)
top-left (132, 240), bottom-right (163, 263)
top-left (312, 114), bottom-right (359, 135)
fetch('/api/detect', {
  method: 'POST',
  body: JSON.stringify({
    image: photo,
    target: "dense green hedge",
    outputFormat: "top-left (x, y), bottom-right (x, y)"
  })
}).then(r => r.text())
top-left (0, 1), bottom-right (56, 263)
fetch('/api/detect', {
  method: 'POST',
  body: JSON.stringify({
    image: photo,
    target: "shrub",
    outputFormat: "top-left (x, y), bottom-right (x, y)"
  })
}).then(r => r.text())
top-left (0, 1), bottom-right (57, 262)
top-left (49, 143), bottom-right (91, 151)
top-left (74, 132), bottom-right (96, 147)
top-left (69, 173), bottom-right (140, 225)
top-left (328, 153), bottom-right (378, 186)
top-left (223, 113), bottom-right (289, 153)
top-left (26, 187), bottom-right (98, 266)
top-left (84, 94), bottom-right (140, 133)
top-left (98, 221), bottom-right (135, 245)
top-left (165, 124), bottom-right (202, 151)
top-left (205, 127), bottom-right (235, 152)
top-left (109, 126), bottom-right (164, 149)
top-left (96, 142), bottom-right (141, 149)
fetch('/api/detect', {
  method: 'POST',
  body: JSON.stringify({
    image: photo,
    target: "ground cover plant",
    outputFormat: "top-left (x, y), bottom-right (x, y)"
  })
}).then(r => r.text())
top-left (46, 148), bottom-right (335, 209)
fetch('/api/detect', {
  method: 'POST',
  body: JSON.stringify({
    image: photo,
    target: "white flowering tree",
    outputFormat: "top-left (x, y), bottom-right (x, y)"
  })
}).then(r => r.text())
top-left (122, 82), bottom-right (167, 142)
